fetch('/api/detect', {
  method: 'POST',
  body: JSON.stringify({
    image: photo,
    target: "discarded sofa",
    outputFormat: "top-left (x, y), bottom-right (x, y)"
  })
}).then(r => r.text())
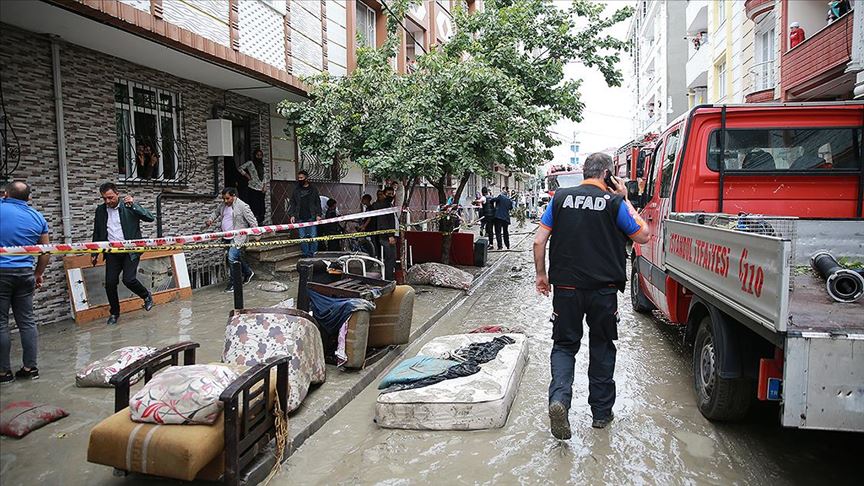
top-left (297, 254), bottom-right (415, 369)
top-left (87, 342), bottom-right (289, 485)
top-left (223, 308), bottom-right (326, 412)
top-left (375, 333), bottom-right (528, 430)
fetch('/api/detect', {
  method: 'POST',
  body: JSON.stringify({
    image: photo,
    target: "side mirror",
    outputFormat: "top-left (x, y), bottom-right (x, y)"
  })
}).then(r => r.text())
top-left (625, 180), bottom-right (643, 208)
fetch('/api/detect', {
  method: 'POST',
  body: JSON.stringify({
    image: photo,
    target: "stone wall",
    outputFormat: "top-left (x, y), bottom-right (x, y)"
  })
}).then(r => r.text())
top-left (1, 24), bottom-right (271, 325)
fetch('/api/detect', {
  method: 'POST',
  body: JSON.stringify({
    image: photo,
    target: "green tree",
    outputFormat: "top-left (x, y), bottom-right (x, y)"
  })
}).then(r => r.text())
top-left (280, 0), bottom-right (631, 264)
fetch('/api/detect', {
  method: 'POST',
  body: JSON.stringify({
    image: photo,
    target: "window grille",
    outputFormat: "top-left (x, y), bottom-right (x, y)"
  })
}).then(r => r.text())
top-left (114, 79), bottom-right (196, 186)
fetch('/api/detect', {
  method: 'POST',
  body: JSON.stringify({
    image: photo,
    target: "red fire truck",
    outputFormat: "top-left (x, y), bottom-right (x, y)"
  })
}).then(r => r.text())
top-left (628, 102), bottom-right (863, 432)
top-left (613, 133), bottom-right (657, 179)
top-left (544, 164), bottom-right (583, 198)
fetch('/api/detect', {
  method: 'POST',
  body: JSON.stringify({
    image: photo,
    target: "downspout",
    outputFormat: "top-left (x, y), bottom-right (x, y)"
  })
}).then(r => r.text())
top-left (51, 36), bottom-right (72, 244)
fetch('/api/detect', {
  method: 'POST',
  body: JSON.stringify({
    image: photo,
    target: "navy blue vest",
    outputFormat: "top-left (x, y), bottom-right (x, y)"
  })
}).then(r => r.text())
top-left (548, 184), bottom-right (628, 291)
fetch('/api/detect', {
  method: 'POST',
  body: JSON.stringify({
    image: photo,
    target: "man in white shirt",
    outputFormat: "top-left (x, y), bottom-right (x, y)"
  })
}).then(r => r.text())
top-left (92, 183), bottom-right (154, 325)
top-left (206, 187), bottom-right (259, 292)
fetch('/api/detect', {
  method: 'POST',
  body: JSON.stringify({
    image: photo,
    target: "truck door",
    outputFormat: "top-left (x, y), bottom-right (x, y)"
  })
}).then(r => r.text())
top-left (638, 137), bottom-right (664, 305)
top-left (641, 128), bottom-right (681, 313)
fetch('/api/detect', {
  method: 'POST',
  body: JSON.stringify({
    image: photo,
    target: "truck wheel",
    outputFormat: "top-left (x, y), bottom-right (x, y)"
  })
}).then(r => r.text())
top-left (631, 264), bottom-right (655, 314)
top-left (693, 316), bottom-right (751, 421)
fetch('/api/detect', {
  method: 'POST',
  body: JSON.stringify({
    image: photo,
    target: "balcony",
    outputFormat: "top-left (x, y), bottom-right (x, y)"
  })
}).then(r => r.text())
top-left (745, 60), bottom-right (777, 103)
top-left (686, 0), bottom-right (708, 34)
top-left (686, 39), bottom-right (709, 89)
top-left (780, 11), bottom-right (856, 101)
top-left (744, 0), bottom-right (774, 21)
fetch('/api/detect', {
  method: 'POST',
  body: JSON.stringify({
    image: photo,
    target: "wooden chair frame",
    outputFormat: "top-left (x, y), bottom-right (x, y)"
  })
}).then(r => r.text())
top-left (107, 342), bottom-right (289, 485)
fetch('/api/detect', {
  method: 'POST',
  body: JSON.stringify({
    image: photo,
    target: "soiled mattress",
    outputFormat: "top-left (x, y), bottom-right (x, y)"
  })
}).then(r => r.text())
top-left (375, 333), bottom-right (528, 430)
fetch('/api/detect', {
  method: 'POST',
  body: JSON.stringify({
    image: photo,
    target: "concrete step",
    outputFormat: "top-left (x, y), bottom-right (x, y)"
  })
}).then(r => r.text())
top-left (247, 244), bottom-right (303, 263)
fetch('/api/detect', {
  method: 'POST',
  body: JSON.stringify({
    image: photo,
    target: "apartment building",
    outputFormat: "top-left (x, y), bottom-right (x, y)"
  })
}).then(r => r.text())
top-left (0, 0), bottom-right (479, 325)
top-left (628, 0), bottom-right (688, 136)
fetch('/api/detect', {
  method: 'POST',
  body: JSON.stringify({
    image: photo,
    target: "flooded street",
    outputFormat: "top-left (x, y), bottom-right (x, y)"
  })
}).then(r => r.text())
top-left (278, 234), bottom-right (862, 485)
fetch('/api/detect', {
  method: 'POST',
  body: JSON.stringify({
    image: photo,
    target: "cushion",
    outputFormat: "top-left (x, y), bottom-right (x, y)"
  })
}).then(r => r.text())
top-left (406, 263), bottom-right (474, 290)
top-left (88, 408), bottom-right (223, 481)
top-left (0, 401), bottom-right (68, 438)
top-left (76, 346), bottom-right (157, 388)
top-left (130, 365), bottom-right (238, 425)
top-left (367, 285), bottom-right (415, 347)
top-left (223, 309), bottom-right (325, 412)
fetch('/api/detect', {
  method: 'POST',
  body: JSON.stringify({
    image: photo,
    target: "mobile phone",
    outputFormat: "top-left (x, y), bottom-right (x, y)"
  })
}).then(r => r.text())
top-left (604, 170), bottom-right (617, 191)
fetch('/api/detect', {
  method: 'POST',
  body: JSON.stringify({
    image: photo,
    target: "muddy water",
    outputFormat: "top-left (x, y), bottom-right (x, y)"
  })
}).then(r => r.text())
top-left (278, 237), bottom-right (862, 485)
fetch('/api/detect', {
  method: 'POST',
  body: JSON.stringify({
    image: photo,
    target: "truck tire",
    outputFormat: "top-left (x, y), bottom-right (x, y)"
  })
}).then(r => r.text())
top-left (631, 264), bottom-right (655, 314)
top-left (693, 316), bottom-right (751, 421)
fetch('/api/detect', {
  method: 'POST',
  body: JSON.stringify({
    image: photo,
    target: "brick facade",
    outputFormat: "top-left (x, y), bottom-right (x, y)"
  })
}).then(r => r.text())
top-left (1, 24), bottom-right (272, 326)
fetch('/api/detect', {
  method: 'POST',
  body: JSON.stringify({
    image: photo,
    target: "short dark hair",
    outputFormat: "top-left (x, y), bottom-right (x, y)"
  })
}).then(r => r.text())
top-left (481, 187), bottom-right (488, 195)
top-left (583, 152), bottom-right (614, 179)
top-left (297, 170), bottom-right (309, 178)
top-left (7, 181), bottom-right (31, 201)
top-left (327, 198), bottom-right (337, 207)
top-left (361, 194), bottom-right (372, 201)
top-left (99, 182), bottom-right (118, 195)
top-left (384, 186), bottom-right (395, 194)
top-left (221, 187), bottom-right (237, 196)
top-left (376, 190), bottom-right (384, 195)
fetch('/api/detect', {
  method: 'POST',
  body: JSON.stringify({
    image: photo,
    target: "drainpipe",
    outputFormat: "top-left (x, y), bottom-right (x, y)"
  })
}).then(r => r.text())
top-left (51, 36), bottom-right (72, 244)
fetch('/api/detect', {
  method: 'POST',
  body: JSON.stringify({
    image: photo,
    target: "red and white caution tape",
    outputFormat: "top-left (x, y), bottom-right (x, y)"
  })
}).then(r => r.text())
top-left (0, 206), bottom-right (399, 255)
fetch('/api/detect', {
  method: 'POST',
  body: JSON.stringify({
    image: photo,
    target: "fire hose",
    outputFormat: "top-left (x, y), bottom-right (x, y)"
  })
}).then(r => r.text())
top-left (810, 251), bottom-right (864, 303)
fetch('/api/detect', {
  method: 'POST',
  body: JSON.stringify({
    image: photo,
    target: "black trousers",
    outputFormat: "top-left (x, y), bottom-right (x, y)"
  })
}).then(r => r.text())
top-left (482, 217), bottom-right (495, 242)
top-left (247, 189), bottom-right (266, 226)
top-left (104, 254), bottom-right (149, 317)
top-left (494, 219), bottom-right (510, 249)
top-left (548, 286), bottom-right (619, 420)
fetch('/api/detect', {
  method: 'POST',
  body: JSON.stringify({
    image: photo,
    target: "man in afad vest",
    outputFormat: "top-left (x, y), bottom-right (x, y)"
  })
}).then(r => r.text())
top-left (533, 152), bottom-right (650, 438)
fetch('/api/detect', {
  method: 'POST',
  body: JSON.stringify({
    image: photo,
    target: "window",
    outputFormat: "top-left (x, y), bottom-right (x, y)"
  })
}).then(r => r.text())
top-left (707, 128), bottom-right (863, 172)
top-left (644, 139), bottom-right (664, 200)
top-left (356, 1), bottom-right (376, 48)
top-left (717, 1), bottom-right (726, 25)
top-left (715, 61), bottom-right (727, 99)
top-left (754, 15), bottom-right (776, 91)
top-left (660, 130), bottom-right (680, 198)
top-left (114, 80), bottom-right (183, 181)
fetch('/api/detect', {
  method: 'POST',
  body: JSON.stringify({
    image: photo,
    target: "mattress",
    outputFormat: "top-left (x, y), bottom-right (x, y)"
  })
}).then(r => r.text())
top-left (375, 333), bottom-right (528, 430)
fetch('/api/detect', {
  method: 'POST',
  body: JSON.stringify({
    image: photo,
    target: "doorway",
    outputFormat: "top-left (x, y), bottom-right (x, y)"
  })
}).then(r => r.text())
top-left (223, 119), bottom-right (251, 194)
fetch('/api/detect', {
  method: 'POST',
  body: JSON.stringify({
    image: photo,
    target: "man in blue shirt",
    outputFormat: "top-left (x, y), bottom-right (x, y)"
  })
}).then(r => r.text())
top-left (533, 153), bottom-right (650, 437)
top-left (0, 181), bottom-right (50, 384)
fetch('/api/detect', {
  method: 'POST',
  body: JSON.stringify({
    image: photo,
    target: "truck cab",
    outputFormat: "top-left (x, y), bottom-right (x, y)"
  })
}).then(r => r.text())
top-left (630, 103), bottom-right (864, 431)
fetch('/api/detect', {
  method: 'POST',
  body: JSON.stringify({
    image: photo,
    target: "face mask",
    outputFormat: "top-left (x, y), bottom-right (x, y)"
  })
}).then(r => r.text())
top-left (298, 180), bottom-right (307, 187)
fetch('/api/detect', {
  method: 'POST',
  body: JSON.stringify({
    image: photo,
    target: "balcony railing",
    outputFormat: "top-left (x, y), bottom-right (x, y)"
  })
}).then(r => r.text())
top-left (751, 60), bottom-right (776, 92)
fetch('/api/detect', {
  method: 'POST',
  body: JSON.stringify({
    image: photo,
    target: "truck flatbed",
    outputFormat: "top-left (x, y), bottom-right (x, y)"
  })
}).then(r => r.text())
top-left (788, 271), bottom-right (864, 333)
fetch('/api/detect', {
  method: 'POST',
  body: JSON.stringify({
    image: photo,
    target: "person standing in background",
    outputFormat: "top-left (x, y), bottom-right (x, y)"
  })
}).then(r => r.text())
top-left (493, 186), bottom-right (513, 250)
top-left (319, 198), bottom-right (343, 251)
top-left (288, 170), bottom-right (323, 257)
top-left (238, 147), bottom-right (267, 226)
top-left (372, 186), bottom-right (397, 280)
top-left (0, 181), bottom-right (49, 384)
top-left (479, 187), bottom-right (496, 245)
top-left (91, 182), bottom-right (154, 326)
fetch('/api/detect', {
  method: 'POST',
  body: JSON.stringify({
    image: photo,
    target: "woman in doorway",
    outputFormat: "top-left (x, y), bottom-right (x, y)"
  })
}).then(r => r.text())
top-left (239, 147), bottom-right (267, 225)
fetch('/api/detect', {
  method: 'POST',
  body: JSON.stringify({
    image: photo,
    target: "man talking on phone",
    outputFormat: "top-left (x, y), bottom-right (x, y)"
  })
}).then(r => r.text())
top-left (533, 152), bottom-right (650, 438)
top-left (92, 182), bottom-right (154, 326)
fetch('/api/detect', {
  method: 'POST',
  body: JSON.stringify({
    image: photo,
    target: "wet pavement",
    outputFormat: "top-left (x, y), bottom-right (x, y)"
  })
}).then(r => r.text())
top-left (0, 223), bottom-right (532, 485)
top-left (277, 230), bottom-right (863, 485)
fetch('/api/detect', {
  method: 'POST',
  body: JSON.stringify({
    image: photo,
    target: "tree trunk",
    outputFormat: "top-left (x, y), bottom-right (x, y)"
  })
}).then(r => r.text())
top-left (396, 177), bottom-right (419, 282)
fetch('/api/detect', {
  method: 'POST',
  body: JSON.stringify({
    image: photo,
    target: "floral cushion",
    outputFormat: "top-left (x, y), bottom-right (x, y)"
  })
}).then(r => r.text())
top-left (0, 401), bottom-right (68, 438)
top-left (76, 346), bottom-right (157, 388)
top-left (222, 308), bottom-right (326, 413)
top-left (129, 365), bottom-right (238, 425)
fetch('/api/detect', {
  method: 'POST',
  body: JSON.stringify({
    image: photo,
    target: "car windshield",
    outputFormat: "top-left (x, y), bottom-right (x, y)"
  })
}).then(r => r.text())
top-left (549, 173), bottom-right (584, 191)
top-left (707, 127), bottom-right (862, 171)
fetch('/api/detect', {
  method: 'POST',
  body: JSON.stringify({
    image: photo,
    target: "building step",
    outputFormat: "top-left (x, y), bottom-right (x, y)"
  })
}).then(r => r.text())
top-left (247, 244), bottom-right (304, 263)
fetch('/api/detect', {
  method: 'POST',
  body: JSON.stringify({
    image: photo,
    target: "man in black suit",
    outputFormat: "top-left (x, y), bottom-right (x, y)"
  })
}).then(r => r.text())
top-left (493, 186), bottom-right (513, 250)
top-left (92, 182), bottom-right (154, 325)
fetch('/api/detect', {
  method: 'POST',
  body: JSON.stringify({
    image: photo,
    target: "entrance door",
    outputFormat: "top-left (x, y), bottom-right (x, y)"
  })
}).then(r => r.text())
top-left (223, 120), bottom-right (251, 194)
